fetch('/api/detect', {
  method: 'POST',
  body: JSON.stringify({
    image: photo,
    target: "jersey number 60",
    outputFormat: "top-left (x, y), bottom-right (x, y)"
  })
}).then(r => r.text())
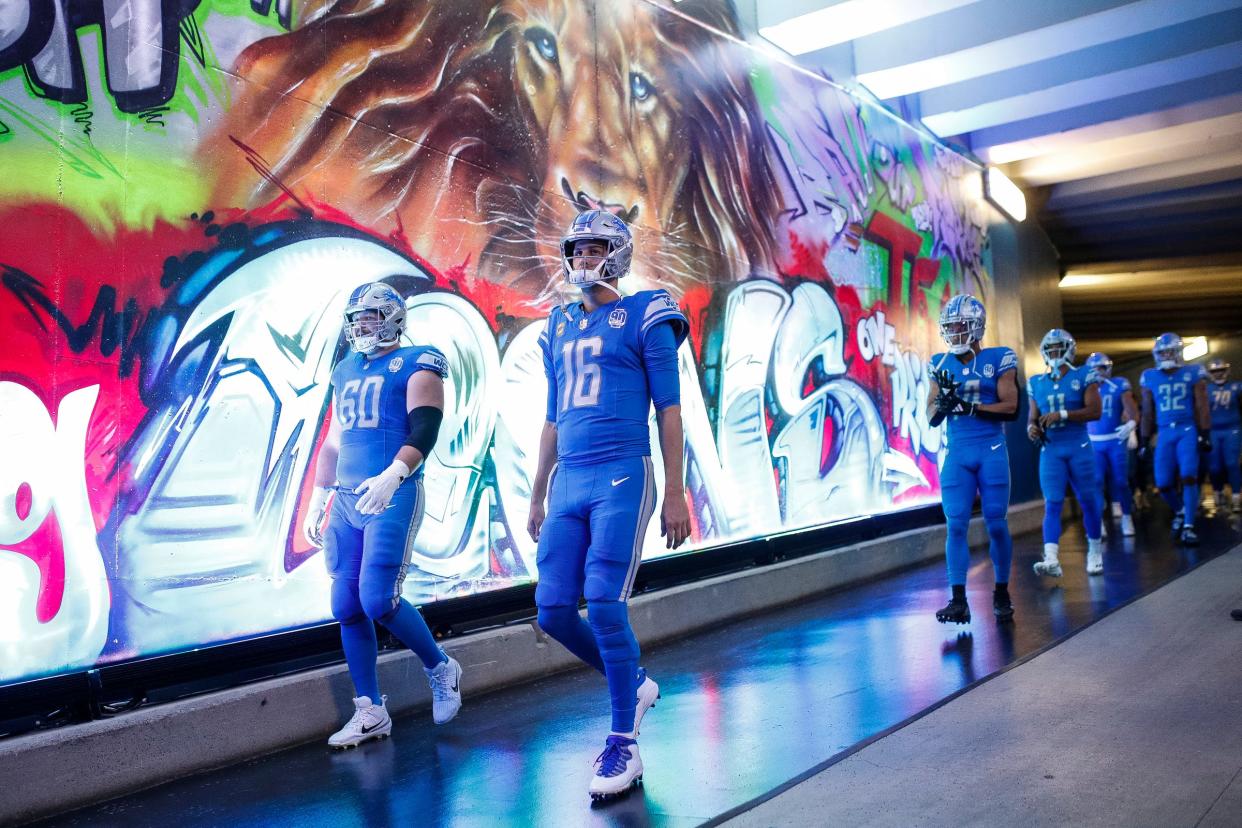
top-left (338, 376), bottom-right (383, 428)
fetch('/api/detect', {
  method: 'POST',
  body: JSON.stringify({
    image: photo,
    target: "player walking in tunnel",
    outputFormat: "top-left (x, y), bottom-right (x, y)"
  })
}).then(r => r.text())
top-left (1085, 352), bottom-right (1138, 537)
top-left (303, 282), bottom-right (462, 748)
top-left (1140, 333), bottom-right (1212, 545)
top-left (526, 210), bottom-right (692, 801)
top-left (1206, 358), bottom-right (1242, 513)
top-left (1028, 331), bottom-right (1104, 578)
top-left (926, 294), bottom-right (1019, 625)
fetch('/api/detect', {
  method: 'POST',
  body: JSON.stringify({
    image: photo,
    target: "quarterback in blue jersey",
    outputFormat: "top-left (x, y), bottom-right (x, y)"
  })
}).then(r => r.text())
top-left (527, 210), bottom-right (691, 801)
top-left (1027, 331), bottom-right (1104, 577)
top-left (1139, 333), bottom-right (1212, 545)
top-left (1085, 353), bottom-right (1138, 536)
top-left (925, 294), bottom-right (1019, 625)
top-left (303, 282), bottom-right (462, 748)
top-left (1206, 358), bottom-right (1242, 513)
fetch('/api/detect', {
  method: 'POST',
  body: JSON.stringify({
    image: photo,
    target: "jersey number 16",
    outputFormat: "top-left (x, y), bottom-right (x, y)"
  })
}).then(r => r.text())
top-left (561, 337), bottom-right (602, 410)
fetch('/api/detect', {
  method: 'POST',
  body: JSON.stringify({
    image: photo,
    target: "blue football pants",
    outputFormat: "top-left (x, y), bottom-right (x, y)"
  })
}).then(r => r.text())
top-left (939, 439), bottom-right (1012, 586)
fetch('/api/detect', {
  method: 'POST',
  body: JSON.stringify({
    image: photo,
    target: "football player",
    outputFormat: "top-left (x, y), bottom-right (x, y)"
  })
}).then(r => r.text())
top-left (303, 282), bottom-right (462, 749)
top-left (1085, 353), bottom-right (1138, 536)
top-left (925, 294), bottom-right (1019, 625)
top-left (526, 210), bottom-right (691, 800)
top-left (1028, 331), bottom-right (1104, 577)
top-left (1139, 333), bottom-right (1212, 545)
top-left (1206, 358), bottom-right (1242, 513)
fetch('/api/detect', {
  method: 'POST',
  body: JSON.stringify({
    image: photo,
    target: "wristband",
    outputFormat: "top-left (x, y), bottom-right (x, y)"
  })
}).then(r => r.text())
top-left (1059, 409), bottom-right (1068, 421)
top-left (308, 486), bottom-right (331, 511)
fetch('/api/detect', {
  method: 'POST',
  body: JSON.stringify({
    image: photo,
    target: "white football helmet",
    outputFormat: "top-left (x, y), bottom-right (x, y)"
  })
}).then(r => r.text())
top-left (343, 282), bottom-right (406, 354)
top-left (560, 210), bottom-right (633, 288)
top-left (1040, 329), bottom-right (1076, 371)
top-left (1152, 332), bottom-right (1183, 370)
top-left (939, 294), bottom-right (986, 355)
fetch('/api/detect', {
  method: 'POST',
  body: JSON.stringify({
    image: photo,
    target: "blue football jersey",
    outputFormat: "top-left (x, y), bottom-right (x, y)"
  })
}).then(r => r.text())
top-left (1087, 376), bottom-right (1131, 436)
top-left (331, 345), bottom-right (449, 488)
top-left (1210, 380), bottom-right (1242, 429)
top-left (1140, 364), bottom-right (1207, 428)
top-left (928, 346), bottom-right (1017, 444)
top-left (1028, 364), bottom-right (1098, 444)
top-left (540, 289), bottom-right (689, 467)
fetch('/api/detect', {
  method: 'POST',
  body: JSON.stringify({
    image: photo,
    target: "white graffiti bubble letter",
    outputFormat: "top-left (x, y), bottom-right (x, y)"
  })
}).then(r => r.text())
top-left (0, 381), bottom-right (108, 680)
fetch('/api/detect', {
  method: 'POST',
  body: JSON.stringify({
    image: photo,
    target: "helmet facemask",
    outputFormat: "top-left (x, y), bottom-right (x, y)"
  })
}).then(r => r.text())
top-left (1208, 359), bottom-right (1230, 384)
top-left (1040, 331), bottom-right (1076, 371)
top-left (562, 237), bottom-right (631, 299)
top-left (940, 319), bottom-right (982, 355)
top-left (343, 285), bottom-right (406, 355)
top-left (1152, 334), bottom-right (1183, 371)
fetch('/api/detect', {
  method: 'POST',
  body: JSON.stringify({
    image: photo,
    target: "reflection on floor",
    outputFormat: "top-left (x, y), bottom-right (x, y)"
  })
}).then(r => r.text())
top-left (40, 503), bottom-right (1242, 828)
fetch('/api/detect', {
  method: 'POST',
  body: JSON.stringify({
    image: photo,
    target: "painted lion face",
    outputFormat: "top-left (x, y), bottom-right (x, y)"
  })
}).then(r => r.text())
top-left (205, 0), bottom-right (778, 299)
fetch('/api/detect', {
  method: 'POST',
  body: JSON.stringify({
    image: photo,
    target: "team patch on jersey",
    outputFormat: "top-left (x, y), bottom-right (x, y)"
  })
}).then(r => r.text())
top-left (417, 352), bottom-right (449, 377)
top-left (1071, 379), bottom-right (1080, 390)
top-left (579, 318), bottom-right (589, 330)
top-left (984, 364), bottom-right (995, 378)
top-left (608, 308), bottom-right (627, 328)
top-left (388, 356), bottom-right (404, 372)
top-left (557, 321), bottom-right (566, 336)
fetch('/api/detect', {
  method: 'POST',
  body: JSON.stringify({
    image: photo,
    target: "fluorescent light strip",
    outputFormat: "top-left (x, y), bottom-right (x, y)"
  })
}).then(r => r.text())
top-left (856, 0), bottom-right (1241, 100)
top-left (921, 41), bottom-right (1242, 137)
top-left (1184, 336), bottom-right (1209, 361)
top-left (983, 167), bottom-right (1026, 221)
top-left (758, 0), bottom-right (980, 56)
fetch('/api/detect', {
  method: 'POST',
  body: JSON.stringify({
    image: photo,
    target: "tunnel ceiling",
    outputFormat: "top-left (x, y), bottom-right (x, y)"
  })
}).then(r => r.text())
top-left (758, 0), bottom-right (1242, 364)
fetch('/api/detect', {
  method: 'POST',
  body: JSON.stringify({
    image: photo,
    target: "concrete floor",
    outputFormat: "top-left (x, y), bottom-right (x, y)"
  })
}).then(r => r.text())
top-left (33, 505), bottom-right (1242, 827)
top-left (727, 540), bottom-right (1242, 828)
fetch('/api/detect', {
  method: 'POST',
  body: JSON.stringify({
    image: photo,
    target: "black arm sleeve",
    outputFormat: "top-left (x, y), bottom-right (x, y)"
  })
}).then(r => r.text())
top-left (405, 406), bottom-right (444, 457)
top-left (972, 405), bottom-right (1018, 422)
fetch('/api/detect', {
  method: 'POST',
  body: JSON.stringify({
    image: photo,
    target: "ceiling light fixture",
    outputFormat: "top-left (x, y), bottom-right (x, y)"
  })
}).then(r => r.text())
top-left (982, 167), bottom-right (1026, 222)
top-left (1183, 336), bottom-right (1209, 361)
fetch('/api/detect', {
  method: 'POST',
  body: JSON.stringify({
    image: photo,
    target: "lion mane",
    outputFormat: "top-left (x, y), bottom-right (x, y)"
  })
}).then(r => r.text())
top-left (205, 0), bottom-right (780, 297)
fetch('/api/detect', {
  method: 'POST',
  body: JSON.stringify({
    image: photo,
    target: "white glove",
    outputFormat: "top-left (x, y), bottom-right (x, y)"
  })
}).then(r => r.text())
top-left (1115, 420), bottom-right (1137, 441)
top-left (303, 486), bottom-right (332, 547)
top-left (354, 459), bottom-right (412, 515)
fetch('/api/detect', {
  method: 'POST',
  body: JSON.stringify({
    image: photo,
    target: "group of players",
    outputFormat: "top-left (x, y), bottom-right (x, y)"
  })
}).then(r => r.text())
top-left (302, 210), bottom-right (686, 800)
top-left (297, 207), bottom-right (1242, 801)
top-left (927, 298), bottom-right (1242, 626)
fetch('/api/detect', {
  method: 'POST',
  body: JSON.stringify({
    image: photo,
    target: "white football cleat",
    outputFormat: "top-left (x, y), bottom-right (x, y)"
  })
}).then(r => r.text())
top-left (1120, 513), bottom-right (1135, 536)
top-left (1111, 502), bottom-right (1123, 519)
top-left (426, 656), bottom-right (462, 725)
top-left (1233, 494), bottom-right (1241, 514)
top-left (589, 735), bottom-right (643, 801)
top-left (1086, 539), bottom-right (1104, 575)
top-left (329, 695), bottom-right (391, 749)
top-left (634, 670), bottom-right (660, 734)
top-left (1034, 543), bottom-right (1062, 578)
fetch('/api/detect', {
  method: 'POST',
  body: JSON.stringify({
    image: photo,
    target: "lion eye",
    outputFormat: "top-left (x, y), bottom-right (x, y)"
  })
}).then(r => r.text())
top-left (630, 71), bottom-right (653, 102)
top-left (525, 27), bottom-right (559, 64)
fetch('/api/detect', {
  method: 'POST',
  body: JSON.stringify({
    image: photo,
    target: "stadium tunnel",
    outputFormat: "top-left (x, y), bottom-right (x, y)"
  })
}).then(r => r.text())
top-left (3, 1), bottom-right (1242, 826)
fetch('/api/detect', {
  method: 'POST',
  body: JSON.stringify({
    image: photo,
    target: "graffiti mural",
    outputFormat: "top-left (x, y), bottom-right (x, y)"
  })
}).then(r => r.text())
top-left (0, 0), bottom-right (997, 685)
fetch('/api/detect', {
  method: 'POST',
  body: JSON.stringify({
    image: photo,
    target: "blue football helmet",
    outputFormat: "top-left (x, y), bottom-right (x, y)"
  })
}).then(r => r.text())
top-left (1085, 352), bottom-right (1113, 378)
top-left (1040, 328), bottom-right (1076, 371)
top-left (1208, 357), bottom-right (1230, 384)
top-left (343, 282), bottom-right (406, 354)
top-left (939, 294), bottom-right (986, 354)
top-left (560, 209), bottom-right (633, 287)
top-left (1152, 332), bottom-right (1183, 370)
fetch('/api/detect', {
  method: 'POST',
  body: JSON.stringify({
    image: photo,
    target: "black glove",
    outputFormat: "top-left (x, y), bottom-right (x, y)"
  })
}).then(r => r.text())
top-left (1199, 430), bottom-right (1212, 454)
